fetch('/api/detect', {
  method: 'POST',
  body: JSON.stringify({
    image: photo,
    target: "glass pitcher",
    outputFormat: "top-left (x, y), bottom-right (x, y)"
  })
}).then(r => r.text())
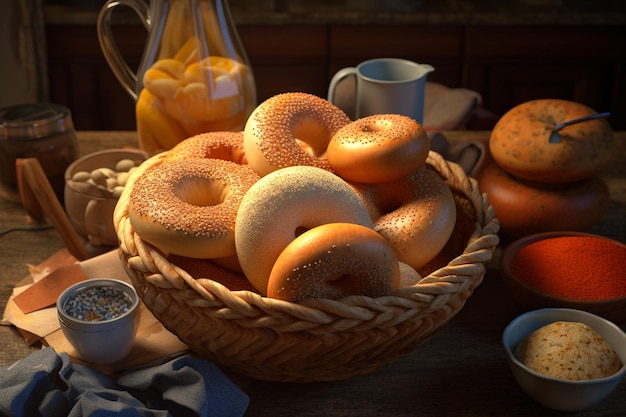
top-left (98, 0), bottom-right (256, 155)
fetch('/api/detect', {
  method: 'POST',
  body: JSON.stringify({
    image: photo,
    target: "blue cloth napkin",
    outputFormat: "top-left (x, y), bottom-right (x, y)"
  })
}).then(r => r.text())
top-left (0, 347), bottom-right (249, 417)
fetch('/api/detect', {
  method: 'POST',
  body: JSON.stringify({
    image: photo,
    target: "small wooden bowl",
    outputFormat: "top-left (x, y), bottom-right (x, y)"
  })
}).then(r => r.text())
top-left (500, 231), bottom-right (626, 323)
top-left (64, 148), bottom-right (147, 247)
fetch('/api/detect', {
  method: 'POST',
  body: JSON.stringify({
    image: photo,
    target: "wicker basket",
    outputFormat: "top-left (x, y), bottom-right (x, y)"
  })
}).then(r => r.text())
top-left (114, 151), bottom-right (500, 382)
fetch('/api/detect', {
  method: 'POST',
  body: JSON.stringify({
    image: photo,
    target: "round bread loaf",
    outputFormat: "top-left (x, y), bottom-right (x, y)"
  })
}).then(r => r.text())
top-left (515, 321), bottom-right (621, 381)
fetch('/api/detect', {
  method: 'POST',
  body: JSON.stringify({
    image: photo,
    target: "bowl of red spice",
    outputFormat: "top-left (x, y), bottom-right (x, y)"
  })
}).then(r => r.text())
top-left (500, 231), bottom-right (626, 323)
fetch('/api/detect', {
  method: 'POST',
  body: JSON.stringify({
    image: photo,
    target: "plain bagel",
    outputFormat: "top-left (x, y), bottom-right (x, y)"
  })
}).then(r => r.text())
top-left (327, 114), bottom-right (429, 183)
top-left (267, 223), bottom-right (401, 302)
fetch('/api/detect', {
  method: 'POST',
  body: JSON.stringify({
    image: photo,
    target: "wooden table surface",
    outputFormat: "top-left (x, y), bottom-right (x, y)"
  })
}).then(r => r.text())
top-left (1, 130), bottom-right (625, 416)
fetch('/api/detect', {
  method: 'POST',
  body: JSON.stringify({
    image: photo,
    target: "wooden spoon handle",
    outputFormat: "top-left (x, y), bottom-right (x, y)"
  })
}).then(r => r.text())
top-left (554, 112), bottom-right (611, 131)
top-left (17, 158), bottom-right (88, 260)
top-left (16, 159), bottom-right (45, 222)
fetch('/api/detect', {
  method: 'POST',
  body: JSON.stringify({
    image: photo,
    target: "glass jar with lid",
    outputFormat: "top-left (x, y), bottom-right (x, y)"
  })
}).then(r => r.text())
top-left (0, 103), bottom-right (79, 203)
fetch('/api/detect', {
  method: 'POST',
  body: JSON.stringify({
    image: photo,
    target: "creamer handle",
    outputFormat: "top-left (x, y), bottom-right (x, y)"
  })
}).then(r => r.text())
top-left (327, 67), bottom-right (357, 107)
top-left (97, 0), bottom-right (151, 101)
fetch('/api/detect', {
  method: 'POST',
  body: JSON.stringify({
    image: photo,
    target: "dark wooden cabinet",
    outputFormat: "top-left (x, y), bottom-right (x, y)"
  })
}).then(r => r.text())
top-left (329, 26), bottom-right (465, 88)
top-left (240, 26), bottom-right (329, 102)
top-left (463, 26), bottom-right (625, 127)
top-left (45, 23), bottom-right (626, 131)
top-left (46, 25), bottom-right (144, 131)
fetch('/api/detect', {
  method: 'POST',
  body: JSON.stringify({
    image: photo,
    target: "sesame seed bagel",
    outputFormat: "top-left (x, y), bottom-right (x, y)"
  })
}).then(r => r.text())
top-left (128, 158), bottom-right (260, 259)
top-left (350, 165), bottom-right (457, 271)
top-left (267, 223), bottom-right (400, 302)
top-left (235, 165), bottom-right (373, 295)
top-left (243, 92), bottom-right (351, 176)
top-left (164, 131), bottom-right (247, 164)
top-left (328, 114), bottom-right (429, 183)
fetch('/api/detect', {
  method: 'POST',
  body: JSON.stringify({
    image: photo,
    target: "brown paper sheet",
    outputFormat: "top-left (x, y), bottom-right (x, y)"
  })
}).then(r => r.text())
top-left (13, 261), bottom-right (87, 314)
top-left (28, 247), bottom-right (76, 278)
top-left (4, 249), bottom-right (190, 373)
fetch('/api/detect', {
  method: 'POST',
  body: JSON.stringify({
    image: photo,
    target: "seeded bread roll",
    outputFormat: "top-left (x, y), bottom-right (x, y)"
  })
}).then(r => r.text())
top-left (489, 99), bottom-right (614, 184)
top-left (515, 321), bottom-right (621, 381)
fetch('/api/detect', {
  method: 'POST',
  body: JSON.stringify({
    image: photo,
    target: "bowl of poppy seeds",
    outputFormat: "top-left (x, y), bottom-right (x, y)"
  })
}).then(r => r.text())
top-left (57, 279), bottom-right (140, 364)
top-left (500, 231), bottom-right (626, 323)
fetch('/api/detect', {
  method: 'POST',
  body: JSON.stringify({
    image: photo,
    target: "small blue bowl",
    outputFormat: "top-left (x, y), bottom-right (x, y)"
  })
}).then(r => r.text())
top-left (57, 278), bottom-right (140, 364)
top-left (503, 308), bottom-right (626, 412)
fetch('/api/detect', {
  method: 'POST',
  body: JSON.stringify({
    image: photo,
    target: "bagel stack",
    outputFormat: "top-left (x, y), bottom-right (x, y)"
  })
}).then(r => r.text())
top-left (477, 99), bottom-right (614, 238)
top-left (121, 93), bottom-right (460, 302)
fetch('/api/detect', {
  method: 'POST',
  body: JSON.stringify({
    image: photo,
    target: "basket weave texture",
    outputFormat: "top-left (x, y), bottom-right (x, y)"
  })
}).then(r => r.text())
top-left (114, 151), bottom-right (500, 382)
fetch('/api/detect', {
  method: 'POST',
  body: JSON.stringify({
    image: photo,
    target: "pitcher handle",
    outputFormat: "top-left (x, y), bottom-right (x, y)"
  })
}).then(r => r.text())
top-left (327, 67), bottom-right (357, 106)
top-left (97, 0), bottom-right (151, 101)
